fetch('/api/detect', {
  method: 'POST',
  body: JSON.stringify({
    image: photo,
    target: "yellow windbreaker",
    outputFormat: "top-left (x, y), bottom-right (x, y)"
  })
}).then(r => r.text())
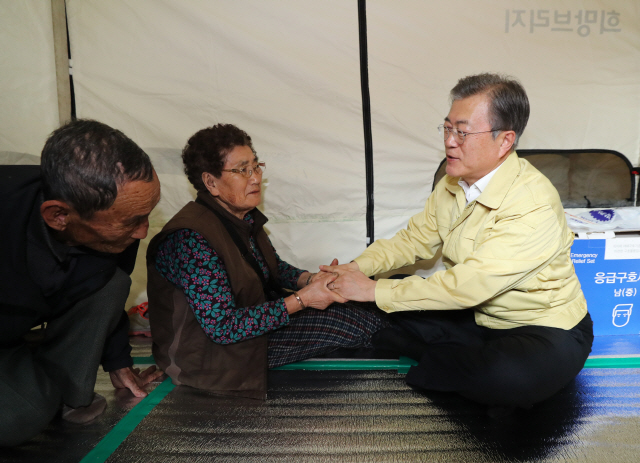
top-left (355, 152), bottom-right (587, 330)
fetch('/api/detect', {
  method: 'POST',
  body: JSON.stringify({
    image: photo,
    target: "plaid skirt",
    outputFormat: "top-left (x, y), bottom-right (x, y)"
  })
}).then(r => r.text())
top-left (267, 302), bottom-right (388, 368)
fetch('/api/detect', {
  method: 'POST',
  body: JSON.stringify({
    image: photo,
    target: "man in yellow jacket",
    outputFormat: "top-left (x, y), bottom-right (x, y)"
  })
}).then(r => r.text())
top-left (323, 73), bottom-right (593, 414)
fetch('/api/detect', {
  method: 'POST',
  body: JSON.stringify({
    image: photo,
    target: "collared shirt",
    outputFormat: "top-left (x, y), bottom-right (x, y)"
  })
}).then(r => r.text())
top-left (354, 151), bottom-right (587, 330)
top-left (458, 162), bottom-right (503, 205)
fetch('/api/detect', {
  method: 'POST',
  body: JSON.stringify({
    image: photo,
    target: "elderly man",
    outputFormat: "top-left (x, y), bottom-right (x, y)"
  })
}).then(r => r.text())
top-left (323, 73), bottom-right (593, 414)
top-left (0, 119), bottom-right (163, 446)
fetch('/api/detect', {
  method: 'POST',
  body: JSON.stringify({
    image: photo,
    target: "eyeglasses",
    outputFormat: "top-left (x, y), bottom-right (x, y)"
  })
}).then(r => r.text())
top-left (437, 124), bottom-right (502, 144)
top-left (221, 162), bottom-right (266, 178)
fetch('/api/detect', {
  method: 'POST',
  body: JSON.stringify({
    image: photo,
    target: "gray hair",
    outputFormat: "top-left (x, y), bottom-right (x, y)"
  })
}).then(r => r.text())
top-left (450, 73), bottom-right (530, 150)
top-left (40, 119), bottom-right (154, 219)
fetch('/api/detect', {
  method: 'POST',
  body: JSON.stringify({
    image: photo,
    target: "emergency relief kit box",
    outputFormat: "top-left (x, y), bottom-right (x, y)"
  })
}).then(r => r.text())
top-left (571, 235), bottom-right (640, 335)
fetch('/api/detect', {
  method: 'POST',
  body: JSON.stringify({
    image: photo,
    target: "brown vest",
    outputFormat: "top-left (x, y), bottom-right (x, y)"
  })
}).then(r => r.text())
top-left (147, 191), bottom-right (279, 400)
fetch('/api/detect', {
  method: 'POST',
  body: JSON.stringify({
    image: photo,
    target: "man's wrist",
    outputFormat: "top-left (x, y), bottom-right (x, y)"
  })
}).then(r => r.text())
top-left (102, 357), bottom-right (133, 373)
top-left (368, 278), bottom-right (377, 302)
top-left (350, 258), bottom-right (364, 273)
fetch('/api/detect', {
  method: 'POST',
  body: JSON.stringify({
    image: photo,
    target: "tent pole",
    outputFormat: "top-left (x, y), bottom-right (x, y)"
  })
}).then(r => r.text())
top-left (358, 0), bottom-right (374, 246)
top-left (51, 0), bottom-right (72, 126)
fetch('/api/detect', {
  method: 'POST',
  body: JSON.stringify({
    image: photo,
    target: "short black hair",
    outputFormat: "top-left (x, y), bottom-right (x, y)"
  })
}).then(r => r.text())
top-left (182, 123), bottom-right (255, 192)
top-left (450, 73), bottom-right (530, 149)
top-left (40, 119), bottom-right (154, 219)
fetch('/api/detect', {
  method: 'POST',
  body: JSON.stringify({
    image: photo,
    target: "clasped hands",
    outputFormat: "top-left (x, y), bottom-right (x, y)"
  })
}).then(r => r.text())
top-left (291, 258), bottom-right (375, 314)
top-left (317, 260), bottom-right (376, 303)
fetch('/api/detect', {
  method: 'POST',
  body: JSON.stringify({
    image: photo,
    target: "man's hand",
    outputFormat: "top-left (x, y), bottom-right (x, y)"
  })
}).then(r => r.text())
top-left (319, 260), bottom-right (359, 274)
top-left (109, 365), bottom-right (164, 398)
top-left (319, 261), bottom-right (376, 302)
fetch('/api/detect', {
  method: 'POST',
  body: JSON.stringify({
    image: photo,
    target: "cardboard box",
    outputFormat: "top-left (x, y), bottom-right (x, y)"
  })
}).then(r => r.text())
top-left (572, 236), bottom-right (640, 335)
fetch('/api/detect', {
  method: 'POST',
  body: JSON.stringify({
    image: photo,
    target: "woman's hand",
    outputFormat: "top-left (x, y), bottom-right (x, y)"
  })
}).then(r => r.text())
top-left (285, 270), bottom-right (347, 313)
top-left (298, 258), bottom-right (339, 288)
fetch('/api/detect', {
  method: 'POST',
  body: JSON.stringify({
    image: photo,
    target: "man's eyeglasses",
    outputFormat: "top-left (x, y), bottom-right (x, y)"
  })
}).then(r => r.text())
top-left (221, 162), bottom-right (266, 178)
top-left (437, 124), bottom-right (502, 144)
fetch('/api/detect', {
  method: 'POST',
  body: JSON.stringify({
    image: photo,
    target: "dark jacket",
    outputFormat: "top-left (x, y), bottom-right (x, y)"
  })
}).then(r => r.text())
top-left (146, 191), bottom-right (279, 400)
top-left (0, 165), bottom-right (136, 371)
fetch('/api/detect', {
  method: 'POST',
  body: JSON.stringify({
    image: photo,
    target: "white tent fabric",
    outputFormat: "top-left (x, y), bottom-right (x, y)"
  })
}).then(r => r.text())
top-left (0, 1), bottom-right (59, 160)
top-left (66, 0), bottom-right (368, 306)
top-left (2, 0), bottom-right (639, 308)
top-left (367, 0), bottom-right (640, 235)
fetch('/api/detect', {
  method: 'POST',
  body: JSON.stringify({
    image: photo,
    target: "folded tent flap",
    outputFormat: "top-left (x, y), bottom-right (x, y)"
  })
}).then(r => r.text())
top-left (432, 149), bottom-right (637, 208)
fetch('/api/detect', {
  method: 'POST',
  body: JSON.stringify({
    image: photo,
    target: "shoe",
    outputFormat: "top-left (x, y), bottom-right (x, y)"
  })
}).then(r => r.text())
top-left (62, 393), bottom-right (107, 424)
top-left (127, 302), bottom-right (151, 337)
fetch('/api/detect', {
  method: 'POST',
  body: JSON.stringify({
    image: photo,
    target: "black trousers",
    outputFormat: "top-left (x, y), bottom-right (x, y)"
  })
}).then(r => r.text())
top-left (394, 309), bottom-right (594, 408)
top-left (0, 269), bottom-right (130, 447)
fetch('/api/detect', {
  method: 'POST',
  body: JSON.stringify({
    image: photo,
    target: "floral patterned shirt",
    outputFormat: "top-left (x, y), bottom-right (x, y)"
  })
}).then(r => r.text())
top-left (154, 214), bottom-right (305, 344)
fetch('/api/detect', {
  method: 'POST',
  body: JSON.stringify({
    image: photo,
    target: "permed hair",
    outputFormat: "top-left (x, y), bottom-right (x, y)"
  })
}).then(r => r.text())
top-left (181, 123), bottom-right (255, 192)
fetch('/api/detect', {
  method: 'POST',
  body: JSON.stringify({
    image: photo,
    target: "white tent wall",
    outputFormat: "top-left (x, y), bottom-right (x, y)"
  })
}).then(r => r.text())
top-left (367, 0), bottom-right (640, 249)
top-left (65, 0), bottom-right (368, 307)
top-left (367, 0), bottom-right (640, 277)
top-left (0, 1), bottom-right (60, 161)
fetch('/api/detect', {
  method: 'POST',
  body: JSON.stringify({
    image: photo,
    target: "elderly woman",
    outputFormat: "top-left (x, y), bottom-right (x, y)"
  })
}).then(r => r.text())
top-left (147, 124), bottom-right (386, 399)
